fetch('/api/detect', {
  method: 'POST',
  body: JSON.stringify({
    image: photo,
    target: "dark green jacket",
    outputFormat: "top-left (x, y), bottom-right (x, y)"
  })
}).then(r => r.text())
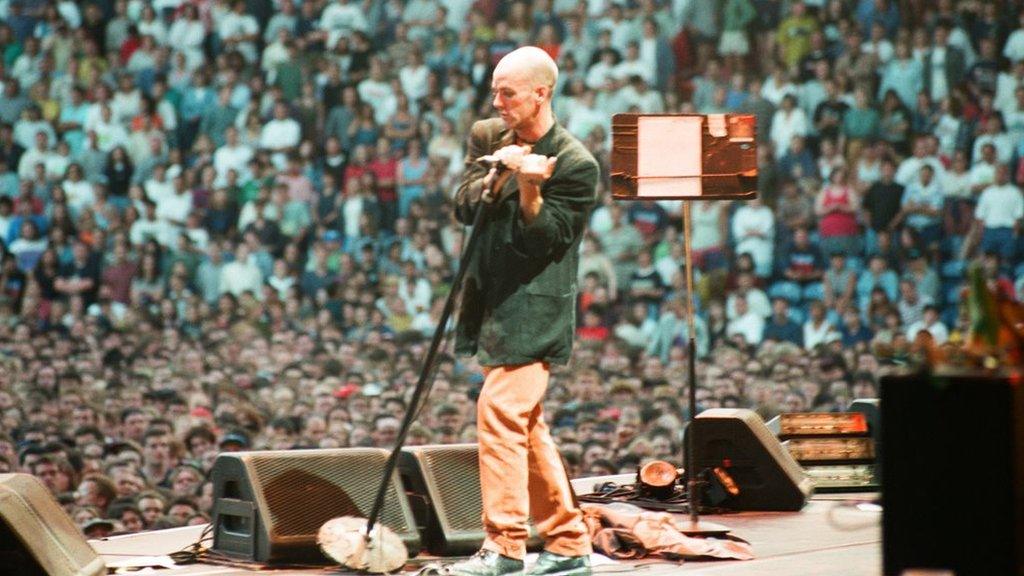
top-left (454, 118), bottom-right (599, 367)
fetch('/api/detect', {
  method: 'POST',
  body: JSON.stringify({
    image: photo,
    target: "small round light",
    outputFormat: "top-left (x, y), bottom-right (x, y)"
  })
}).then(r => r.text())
top-left (637, 460), bottom-right (679, 499)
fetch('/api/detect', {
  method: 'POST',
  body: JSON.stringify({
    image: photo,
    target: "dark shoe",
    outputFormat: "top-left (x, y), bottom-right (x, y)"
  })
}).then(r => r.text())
top-left (526, 551), bottom-right (591, 576)
top-left (443, 549), bottom-right (524, 576)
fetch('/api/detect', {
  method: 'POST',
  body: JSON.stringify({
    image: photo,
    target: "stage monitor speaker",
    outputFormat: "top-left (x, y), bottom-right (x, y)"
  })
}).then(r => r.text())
top-left (684, 408), bottom-right (813, 511)
top-left (0, 473), bottom-right (106, 576)
top-left (399, 444), bottom-right (542, 556)
top-left (210, 448), bottom-right (420, 564)
top-left (881, 372), bottom-right (1024, 576)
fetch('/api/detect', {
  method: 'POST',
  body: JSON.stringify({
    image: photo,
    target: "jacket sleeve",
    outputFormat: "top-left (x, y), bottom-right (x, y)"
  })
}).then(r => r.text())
top-left (513, 153), bottom-right (599, 259)
top-left (454, 122), bottom-right (491, 224)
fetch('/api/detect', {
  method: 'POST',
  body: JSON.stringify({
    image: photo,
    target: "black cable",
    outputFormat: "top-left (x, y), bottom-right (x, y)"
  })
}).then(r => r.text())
top-left (166, 523), bottom-right (213, 565)
top-left (576, 481), bottom-right (736, 515)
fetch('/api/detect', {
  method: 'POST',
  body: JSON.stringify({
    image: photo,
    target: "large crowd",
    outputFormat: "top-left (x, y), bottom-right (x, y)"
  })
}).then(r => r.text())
top-left (1, 0), bottom-right (1023, 538)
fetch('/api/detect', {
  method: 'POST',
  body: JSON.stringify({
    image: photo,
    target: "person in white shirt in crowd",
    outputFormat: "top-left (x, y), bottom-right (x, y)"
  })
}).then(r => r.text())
top-left (800, 61), bottom-right (830, 127)
top-left (770, 94), bottom-right (808, 159)
top-left (1003, 87), bottom-right (1024, 145)
top-left (151, 81), bottom-right (179, 134)
top-left (971, 116), bottom-right (1014, 167)
top-left (8, 220), bottom-right (48, 272)
top-left (566, 88), bottom-right (606, 140)
top-left (559, 17), bottom-right (594, 70)
top-left (45, 140), bottom-right (73, 182)
top-left (320, 0), bottom-right (370, 51)
top-left (0, 198), bottom-right (15, 243)
top-left (213, 126), bottom-right (253, 186)
top-left (995, 61), bottom-right (1024, 119)
top-left (923, 24), bottom-right (965, 104)
top-left (13, 106), bottom-right (55, 151)
top-left (802, 300), bottom-right (835, 351)
top-left (86, 104), bottom-right (131, 153)
top-left (862, 21), bottom-right (894, 65)
top-left (895, 164), bottom-right (944, 250)
top-left (130, 199), bottom-right (175, 247)
top-left (144, 164), bottom-right (175, 205)
top-left (905, 304), bottom-right (949, 345)
top-left (10, 37), bottom-right (42, 90)
top-left (1003, 12), bottom-right (1024, 65)
top-left (55, 0), bottom-right (82, 28)
top-left (399, 51), bottom-right (430, 103)
top-left (731, 197), bottom-right (776, 278)
top-left (263, 0), bottom-right (297, 44)
top-left (219, 0), bottom-right (260, 63)
top-left (942, 150), bottom-right (974, 236)
top-left (617, 76), bottom-right (664, 113)
top-left (585, 49), bottom-right (618, 91)
top-left (727, 272), bottom-right (771, 320)
top-left (219, 243), bottom-right (264, 298)
top-left (137, 5), bottom-right (168, 45)
top-left (267, 259), bottom-right (296, 299)
top-left (357, 57), bottom-right (397, 125)
top-left (727, 294), bottom-right (765, 348)
top-left (895, 135), bottom-right (946, 187)
top-left (156, 174), bottom-right (193, 228)
top-left (401, 0), bottom-right (439, 44)
top-left (261, 28), bottom-right (292, 75)
top-left (111, 75), bottom-right (142, 124)
top-left (259, 101), bottom-right (301, 166)
top-left (967, 145), bottom-right (1000, 199)
top-left (932, 96), bottom-right (964, 158)
top-left (612, 42), bottom-right (651, 86)
top-left (17, 131), bottom-right (53, 180)
top-left (760, 65), bottom-right (799, 107)
top-left (125, 114), bottom-right (161, 166)
top-left (167, 4), bottom-right (206, 70)
top-left (62, 163), bottom-right (94, 218)
top-left (596, 3), bottom-right (640, 54)
top-left (974, 164), bottom-right (1024, 263)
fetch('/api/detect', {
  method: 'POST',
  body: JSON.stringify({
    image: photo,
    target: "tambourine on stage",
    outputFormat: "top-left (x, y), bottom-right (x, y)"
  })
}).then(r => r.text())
top-left (610, 113), bottom-right (759, 536)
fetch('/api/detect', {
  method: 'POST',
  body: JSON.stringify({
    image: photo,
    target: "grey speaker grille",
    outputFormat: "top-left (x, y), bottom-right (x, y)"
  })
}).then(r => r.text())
top-left (418, 445), bottom-right (482, 531)
top-left (247, 449), bottom-right (414, 538)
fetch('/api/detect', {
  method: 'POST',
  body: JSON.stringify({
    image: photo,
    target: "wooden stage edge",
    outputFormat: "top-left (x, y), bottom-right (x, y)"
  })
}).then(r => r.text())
top-left (91, 488), bottom-right (881, 576)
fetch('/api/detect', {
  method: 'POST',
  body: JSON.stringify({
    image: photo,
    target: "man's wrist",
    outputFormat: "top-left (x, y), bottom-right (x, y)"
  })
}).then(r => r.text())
top-left (521, 197), bottom-right (543, 224)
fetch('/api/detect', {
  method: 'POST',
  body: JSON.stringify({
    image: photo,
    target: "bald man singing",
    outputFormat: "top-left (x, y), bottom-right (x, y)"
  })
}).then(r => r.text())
top-left (451, 47), bottom-right (598, 576)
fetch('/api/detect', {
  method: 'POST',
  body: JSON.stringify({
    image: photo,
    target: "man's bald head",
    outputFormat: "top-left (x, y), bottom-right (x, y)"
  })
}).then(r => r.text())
top-left (494, 46), bottom-right (559, 97)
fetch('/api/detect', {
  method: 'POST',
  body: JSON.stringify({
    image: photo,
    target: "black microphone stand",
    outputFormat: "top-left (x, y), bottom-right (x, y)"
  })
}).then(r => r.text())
top-left (678, 202), bottom-right (729, 536)
top-left (363, 162), bottom-right (500, 537)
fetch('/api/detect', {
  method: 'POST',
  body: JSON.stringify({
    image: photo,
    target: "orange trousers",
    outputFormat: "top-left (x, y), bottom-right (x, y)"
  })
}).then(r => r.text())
top-left (477, 362), bottom-right (591, 560)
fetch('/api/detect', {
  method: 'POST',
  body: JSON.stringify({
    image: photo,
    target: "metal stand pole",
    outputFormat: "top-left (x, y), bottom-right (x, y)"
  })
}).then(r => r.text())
top-left (679, 202), bottom-right (730, 536)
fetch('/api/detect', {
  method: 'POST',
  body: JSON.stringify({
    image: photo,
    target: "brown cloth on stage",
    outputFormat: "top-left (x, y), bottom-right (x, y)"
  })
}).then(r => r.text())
top-left (581, 503), bottom-right (755, 562)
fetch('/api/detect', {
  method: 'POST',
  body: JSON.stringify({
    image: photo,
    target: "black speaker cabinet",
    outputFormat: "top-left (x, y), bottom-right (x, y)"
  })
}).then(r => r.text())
top-left (881, 371), bottom-right (1024, 575)
top-left (399, 443), bottom-right (542, 556)
top-left (684, 408), bottom-right (813, 511)
top-left (211, 448), bottom-right (420, 564)
top-left (0, 474), bottom-right (106, 576)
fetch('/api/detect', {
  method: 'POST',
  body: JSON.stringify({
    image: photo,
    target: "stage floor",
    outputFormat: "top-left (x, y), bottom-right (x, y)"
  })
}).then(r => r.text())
top-left (91, 494), bottom-right (881, 576)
